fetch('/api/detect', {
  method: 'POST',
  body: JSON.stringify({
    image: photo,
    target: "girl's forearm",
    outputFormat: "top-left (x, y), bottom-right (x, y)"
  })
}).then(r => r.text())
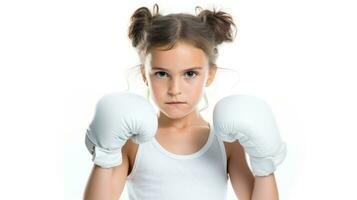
top-left (251, 173), bottom-right (279, 200)
top-left (83, 165), bottom-right (113, 200)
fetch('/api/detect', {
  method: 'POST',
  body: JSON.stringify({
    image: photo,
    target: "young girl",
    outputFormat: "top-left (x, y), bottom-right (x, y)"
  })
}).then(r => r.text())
top-left (84, 4), bottom-right (282, 200)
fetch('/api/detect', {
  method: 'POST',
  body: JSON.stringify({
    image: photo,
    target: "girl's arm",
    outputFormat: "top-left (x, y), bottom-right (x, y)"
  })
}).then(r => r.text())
top-left (83, 142), bottom-right (130, 200)
top-left (251, 173), bottom-right (279, 200)
top-left (83, 165), bottom-right (114, 200)
top-left (227, 141), bottom-right (254, 200)
top-left (227, 141), bottom-right (279, 200)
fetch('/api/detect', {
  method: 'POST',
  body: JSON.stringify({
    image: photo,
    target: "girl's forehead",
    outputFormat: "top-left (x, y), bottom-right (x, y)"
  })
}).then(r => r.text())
top-left (148, 43), bottom-right (209, 70)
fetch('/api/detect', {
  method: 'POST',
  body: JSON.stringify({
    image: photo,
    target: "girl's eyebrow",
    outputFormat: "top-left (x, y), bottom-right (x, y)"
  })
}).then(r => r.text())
top-left (151, 66), bottom-right (203, 72)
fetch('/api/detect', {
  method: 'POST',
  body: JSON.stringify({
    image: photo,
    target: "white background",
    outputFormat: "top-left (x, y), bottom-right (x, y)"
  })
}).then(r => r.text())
top-left (0, 0), bottom-right (356, 199)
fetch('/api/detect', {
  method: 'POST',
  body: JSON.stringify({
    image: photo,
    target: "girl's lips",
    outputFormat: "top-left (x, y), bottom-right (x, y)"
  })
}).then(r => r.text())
top-left (165, 102), bottom-right (186, 104)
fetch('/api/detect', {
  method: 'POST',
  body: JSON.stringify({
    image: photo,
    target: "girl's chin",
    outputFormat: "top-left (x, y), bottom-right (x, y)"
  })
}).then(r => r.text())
top-left (160, 108), bottom-right (190, 119)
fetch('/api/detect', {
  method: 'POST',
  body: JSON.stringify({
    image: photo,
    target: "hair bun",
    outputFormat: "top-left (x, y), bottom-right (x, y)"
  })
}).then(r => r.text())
top-left (196, 7), bottom-right (237, 45)
top-left (128, 5), bottom-right (156, 47)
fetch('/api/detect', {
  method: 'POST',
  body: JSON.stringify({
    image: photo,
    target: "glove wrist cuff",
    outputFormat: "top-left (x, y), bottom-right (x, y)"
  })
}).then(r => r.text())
top-left (250, 156), bottom-right (276, 176)
top-left (92, 146), bottom-right (122, 168)
top-left (250, 142), bottom-right (287, 176)
top-left (85, 133), bottom-right (123, 168)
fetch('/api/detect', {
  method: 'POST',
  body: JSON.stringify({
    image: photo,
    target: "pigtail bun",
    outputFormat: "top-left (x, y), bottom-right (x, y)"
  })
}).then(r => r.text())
top-left (128, 4), bottom-right (160, 48)
top-left (196, 6), bottom-right (237, 45)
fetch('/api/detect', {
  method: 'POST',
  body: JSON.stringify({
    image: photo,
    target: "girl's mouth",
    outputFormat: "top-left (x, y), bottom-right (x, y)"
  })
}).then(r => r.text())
top-left (165, 102), bottom-right (186, 104)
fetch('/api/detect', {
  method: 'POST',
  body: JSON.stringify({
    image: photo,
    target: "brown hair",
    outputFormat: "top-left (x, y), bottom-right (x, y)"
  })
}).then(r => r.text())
top-left (128, 3), bottom-right (237, 67)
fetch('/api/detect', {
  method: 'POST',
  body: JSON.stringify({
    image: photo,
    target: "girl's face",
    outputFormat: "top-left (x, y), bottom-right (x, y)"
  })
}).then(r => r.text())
top-left (141, 41), bottom-right (216, 120)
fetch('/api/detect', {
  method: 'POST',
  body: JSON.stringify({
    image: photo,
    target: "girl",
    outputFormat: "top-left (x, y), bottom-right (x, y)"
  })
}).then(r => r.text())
top-left (84, 4), bottom-right (279, 200)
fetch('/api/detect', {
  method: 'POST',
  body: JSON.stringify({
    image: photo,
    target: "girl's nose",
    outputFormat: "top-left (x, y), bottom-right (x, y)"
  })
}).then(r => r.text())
top-left (167, 78), bottom-right (182, 96)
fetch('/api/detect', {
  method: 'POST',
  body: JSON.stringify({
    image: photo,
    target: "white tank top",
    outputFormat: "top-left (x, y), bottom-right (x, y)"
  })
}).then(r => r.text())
top-left (126, 122), bottom-right (228, 200)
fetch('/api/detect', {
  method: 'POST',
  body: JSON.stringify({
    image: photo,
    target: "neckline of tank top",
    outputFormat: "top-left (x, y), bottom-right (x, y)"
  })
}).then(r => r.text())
top-left (152, 122), bottom-right (215, 160)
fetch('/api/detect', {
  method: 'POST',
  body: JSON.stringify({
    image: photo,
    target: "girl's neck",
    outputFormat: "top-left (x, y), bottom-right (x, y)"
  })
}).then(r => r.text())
top-left (157, 111), bottom-right (208, 130)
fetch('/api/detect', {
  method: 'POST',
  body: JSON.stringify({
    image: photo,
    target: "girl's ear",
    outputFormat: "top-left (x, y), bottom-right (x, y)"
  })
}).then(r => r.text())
top-left (140, 65), bottom-right (148, 86)
top-left (205, 64), bottom-right (217, 87)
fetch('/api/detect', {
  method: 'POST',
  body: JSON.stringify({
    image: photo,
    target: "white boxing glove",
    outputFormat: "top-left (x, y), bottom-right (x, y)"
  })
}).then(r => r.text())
top-left (213, 94), bottom-right (287, 176)
top-left (85, 92), bottom-right (158, 168)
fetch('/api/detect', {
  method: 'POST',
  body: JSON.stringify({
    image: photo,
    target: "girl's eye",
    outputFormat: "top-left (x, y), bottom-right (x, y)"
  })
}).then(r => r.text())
top-left (154, 71), bottom-right (168, 78)
top-left (185, 71), bottom-right (198, 78)
top-left (153, 71), bottom-right (198, 78)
